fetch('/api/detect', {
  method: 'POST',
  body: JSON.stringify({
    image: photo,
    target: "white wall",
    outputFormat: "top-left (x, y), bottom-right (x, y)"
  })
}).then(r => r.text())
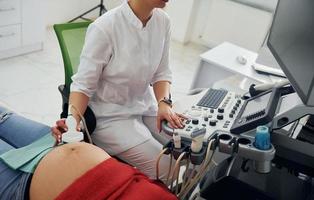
top-left (189, 0), bottom-right (214, 45)
top-left (43, 0), bottom-right (197, 44)
top-left (43, 0), bottom-right (273, 51)
top-left (44, 0), bottom-right (123, 27)
top-left (167, 0), bottom-right (275, 51)
top-left (198, 0), bottom-right (274, 51)
top-left (164, 0), bottom-right (198, 43)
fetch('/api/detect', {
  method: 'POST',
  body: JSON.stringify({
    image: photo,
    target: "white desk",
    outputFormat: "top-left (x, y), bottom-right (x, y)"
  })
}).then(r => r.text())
top-left (190, 42), bottom-right (283, 90)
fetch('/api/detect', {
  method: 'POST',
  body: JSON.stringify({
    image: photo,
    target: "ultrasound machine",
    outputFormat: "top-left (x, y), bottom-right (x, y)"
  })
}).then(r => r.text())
top-left (160, 0), bottom-right (314, 199)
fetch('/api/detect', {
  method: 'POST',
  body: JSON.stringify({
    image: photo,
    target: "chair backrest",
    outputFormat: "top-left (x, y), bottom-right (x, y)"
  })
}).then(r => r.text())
top-left (53, 21), bottom-right (92, 90)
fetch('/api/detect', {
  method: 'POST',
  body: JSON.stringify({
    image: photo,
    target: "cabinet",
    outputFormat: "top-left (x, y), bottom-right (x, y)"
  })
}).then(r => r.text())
top-left (0, 0), bottom-right (44, 59)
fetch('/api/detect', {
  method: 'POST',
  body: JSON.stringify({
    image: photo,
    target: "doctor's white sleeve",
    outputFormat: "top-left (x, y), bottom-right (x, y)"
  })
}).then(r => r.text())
top-left (70, 24), bottom-right (112, 97)
top-left (151, 18), bottom-right (172, 85)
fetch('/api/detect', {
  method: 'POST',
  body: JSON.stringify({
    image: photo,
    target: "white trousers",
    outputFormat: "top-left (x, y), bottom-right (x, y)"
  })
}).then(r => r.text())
top-left (92, 115), bottom-right (173, 182)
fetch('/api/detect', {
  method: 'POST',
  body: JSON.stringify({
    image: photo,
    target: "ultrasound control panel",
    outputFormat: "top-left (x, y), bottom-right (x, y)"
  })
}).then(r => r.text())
top-left (162, 88), bottom-right (243, 140)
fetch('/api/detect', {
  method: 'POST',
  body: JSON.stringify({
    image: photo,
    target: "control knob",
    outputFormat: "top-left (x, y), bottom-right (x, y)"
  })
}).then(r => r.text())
top-left (192, 119), bottom-right (199, 125)
top-left (217, 114), bottom-right (224, 120)
top-left (189, 110), bottom-right (201, 117)
top-left (209, 120), bottom-right (217, 126)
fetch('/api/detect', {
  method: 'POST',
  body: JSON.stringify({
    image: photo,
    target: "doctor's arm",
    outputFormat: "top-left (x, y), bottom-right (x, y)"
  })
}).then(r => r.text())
top-left (153, 81), bottom-right (185, 132)
top-left (152, 17), bottom-right (186, 132)
top-left (152, 16), bottom-right (186, 131)
top-left (68, 92), bottom-right (89, 124)
top-left (153, 81), bottom-right (170, 103)
top-left (52, 23), bottom-right (112, 143)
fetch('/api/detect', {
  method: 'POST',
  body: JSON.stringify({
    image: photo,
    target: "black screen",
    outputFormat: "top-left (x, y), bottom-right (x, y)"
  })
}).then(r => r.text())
top-left (242, 92), bottom-right (271, 117)
top-left (268, 0), bottom-right (314, 105)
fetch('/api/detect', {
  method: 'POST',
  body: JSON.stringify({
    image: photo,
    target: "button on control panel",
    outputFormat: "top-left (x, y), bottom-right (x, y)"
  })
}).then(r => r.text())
top-left (162, 89), bottom-right (243, 140)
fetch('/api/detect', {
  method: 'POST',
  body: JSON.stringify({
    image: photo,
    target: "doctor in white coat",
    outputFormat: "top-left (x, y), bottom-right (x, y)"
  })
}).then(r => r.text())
top-left (52, 0), bottom-right (185, 182)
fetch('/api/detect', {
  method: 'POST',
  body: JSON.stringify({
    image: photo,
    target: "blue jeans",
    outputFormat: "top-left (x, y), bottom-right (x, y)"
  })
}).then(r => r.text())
top-left (0, 106), bottom-right (51, 200)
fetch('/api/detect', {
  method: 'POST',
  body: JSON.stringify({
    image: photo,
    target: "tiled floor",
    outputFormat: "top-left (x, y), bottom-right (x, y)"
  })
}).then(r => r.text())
top-left (0, 28), bottom-right (208, 126)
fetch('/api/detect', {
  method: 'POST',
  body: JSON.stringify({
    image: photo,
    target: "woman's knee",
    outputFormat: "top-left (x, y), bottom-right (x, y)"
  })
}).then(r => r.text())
top-left (0, 140), bottom-right (14, 155)
top-left (0, 111), bottom-right (50, 147)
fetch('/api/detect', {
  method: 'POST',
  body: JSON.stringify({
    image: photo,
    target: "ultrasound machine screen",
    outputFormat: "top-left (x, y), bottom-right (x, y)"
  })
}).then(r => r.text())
top-left (266, 0), bottom-right (314, 177)
top-left (241, 92), bottom-right (271, 117)
top-left (268, 0), bottom-right (314, 106)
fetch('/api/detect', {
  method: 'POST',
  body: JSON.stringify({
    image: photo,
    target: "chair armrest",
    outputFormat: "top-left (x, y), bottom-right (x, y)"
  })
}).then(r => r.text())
top-left (58, 85), bottom-right (70, 102)
top-left (58, 84), bottom-right (96, 139)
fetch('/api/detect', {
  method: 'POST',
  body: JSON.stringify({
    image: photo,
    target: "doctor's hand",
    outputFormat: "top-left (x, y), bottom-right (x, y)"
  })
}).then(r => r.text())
top-left (51, 118), bottom-right (80, 145)
top-left (157, 103), bottom-right (187, 132)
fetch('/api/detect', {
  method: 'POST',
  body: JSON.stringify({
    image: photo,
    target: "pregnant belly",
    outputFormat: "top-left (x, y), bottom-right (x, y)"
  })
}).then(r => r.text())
top-left (29, 142), bottom-right (110, 200)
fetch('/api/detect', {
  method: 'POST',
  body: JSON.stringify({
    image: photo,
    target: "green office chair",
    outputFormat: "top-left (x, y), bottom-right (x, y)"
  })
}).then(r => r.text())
top-left (54, 21), bottom-right (97, 136)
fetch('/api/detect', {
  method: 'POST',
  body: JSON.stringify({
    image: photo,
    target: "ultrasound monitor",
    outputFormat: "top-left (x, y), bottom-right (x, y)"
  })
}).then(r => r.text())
top-left (268, 0), bottom-right (314, 106)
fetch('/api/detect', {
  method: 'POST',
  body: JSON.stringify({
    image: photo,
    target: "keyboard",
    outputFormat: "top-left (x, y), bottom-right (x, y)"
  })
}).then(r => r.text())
top-left (197, 89), bottom-right (228, 108)
top-left (162, 88), bottom-right (243, 141)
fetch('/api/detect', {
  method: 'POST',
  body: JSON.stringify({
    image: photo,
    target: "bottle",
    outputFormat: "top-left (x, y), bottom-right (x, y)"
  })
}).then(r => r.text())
top-left (254, 125), bottom-right (271, 150)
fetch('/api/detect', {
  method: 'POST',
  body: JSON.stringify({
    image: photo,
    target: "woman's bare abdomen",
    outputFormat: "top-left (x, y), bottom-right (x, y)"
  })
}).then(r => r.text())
top-left (30, 142), bottom-right (110, 200)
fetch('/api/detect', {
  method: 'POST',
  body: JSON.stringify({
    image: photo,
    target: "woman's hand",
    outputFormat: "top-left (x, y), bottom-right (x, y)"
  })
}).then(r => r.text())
top-left (157, 103), bottom-right (187, 132)
top-left (51, 119), bottom-right (67, 145)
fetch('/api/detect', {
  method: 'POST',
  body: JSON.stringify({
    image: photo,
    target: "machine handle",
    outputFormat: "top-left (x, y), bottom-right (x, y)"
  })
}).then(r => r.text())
top-left (161, 120), bottom-right (175, 136)
top-left (0, 7), bottom-right (15, 12)
top-left (0, 33), bottom-right (15, 38)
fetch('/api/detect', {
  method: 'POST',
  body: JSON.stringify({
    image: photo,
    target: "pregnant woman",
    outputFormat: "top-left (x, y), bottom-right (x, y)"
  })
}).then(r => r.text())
top-left (0, 105), bottom-right (177, 200)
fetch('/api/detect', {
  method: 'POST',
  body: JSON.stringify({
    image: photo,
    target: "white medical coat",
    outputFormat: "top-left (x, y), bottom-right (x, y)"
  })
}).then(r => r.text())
top-left (71, 2), bottom-right (172, 120)
top-left (70, 2), bottom-right (172, 153)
